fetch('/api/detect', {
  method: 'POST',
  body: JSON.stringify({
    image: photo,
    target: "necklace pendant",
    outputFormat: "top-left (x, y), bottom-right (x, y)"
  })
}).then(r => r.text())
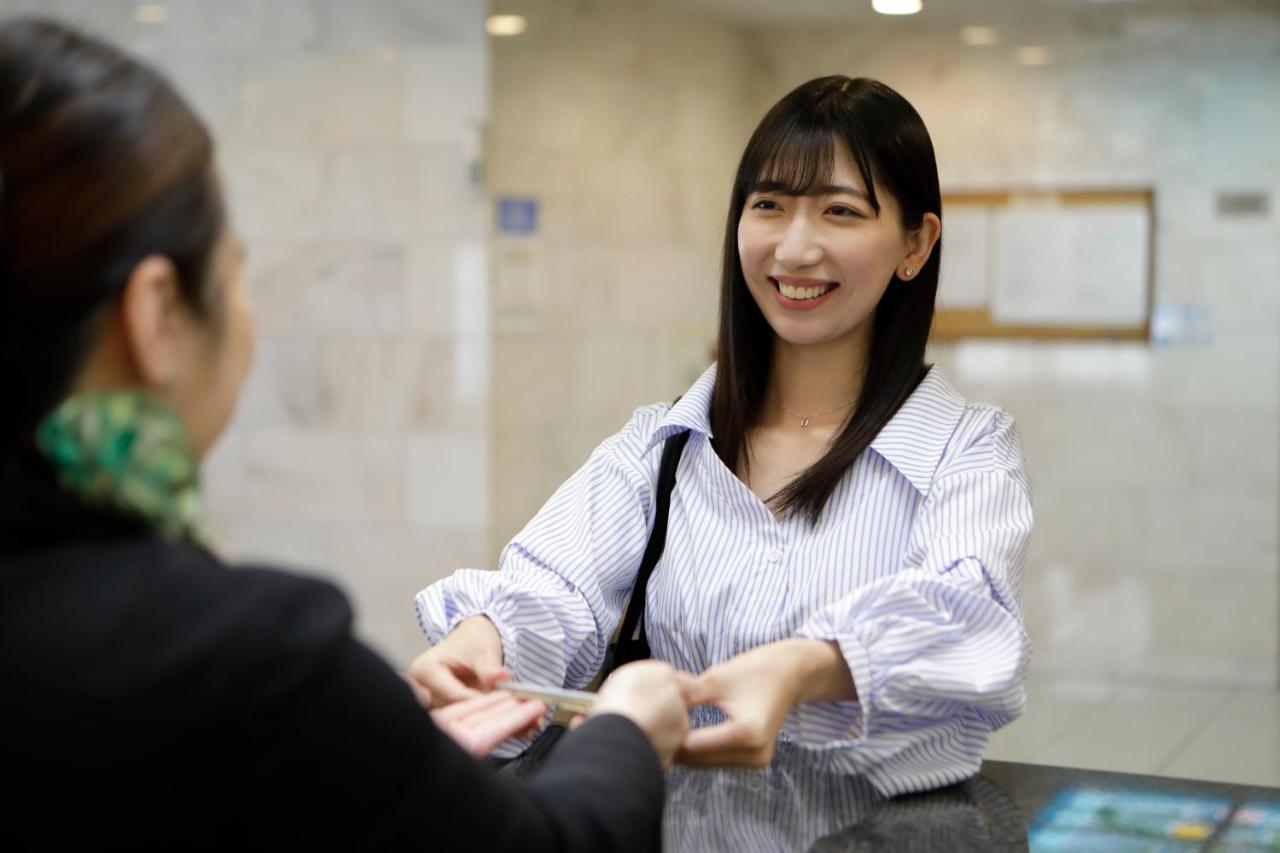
top-left (800, 417), bottom-right (810, 428)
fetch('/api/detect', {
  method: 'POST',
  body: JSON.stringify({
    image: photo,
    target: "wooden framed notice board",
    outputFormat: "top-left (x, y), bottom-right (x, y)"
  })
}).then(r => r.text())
top-left (932, 189), bottom-right (1155, 341)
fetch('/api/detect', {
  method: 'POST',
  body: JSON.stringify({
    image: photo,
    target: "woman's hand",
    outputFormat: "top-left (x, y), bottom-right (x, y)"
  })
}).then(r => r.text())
top-left (678, 638), bottom-right (856, 768)
top-left (408, 615), bottom-right (506, 706)
top-left (588, 661), bottom-right (697, 768)
top-left (430, 691), bottom-right (548, 757)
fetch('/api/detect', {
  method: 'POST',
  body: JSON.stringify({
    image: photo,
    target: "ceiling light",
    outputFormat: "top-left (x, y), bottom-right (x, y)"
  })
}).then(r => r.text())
top-left (134, 4), bottom-right (167, 25)
top-left (871, 0), bottom-right (922, 15)
top-left (485, 14), bottom-right (527, 36)
top-left (1016, 46), bottom-right (1052, 66)
top-left (961, 26), bottom-right (1000, 46)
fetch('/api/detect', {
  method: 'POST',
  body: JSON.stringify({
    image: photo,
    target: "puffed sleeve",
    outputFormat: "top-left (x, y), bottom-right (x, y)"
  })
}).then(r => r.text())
top-left (791, 409), bottom-right (1033, 793)
top-left (414, 407), bottom-right (664, 699)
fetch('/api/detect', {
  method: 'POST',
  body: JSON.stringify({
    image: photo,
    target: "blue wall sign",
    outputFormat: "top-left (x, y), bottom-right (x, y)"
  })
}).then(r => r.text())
top-left (498, 196), bottom-right (539, 236)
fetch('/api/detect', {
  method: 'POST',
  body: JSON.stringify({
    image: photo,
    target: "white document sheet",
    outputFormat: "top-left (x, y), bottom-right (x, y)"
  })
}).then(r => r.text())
top-left (991, 203), bottom-right (1150, 327)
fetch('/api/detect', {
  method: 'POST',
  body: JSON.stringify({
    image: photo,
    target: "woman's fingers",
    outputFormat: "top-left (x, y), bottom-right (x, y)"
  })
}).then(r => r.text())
top-left (668, 672), bottom-right (737, 763)
top-left (430, 689), bottom-right (509, 724)
top-left (429, 664), bottom-right (509, 708)
top-left (678, 721), bottom-right (746, 755)
top-left (427, 677), bottom-right (482, 706)
top-left (465, 699), bottom-right (548, 753)
top-left (685, 670), bottom-right (724, 707)
top-left (401, 673), bottom-right (433, 709)
top-left (461, 694), bottom-right (540, 732)
top-left (479, 667), bottom-right (512, 691)
top-left (409, 653), bottom-right (487, 706)
top-left (431, 691), bottom-right (548, 756)
top-left (674, 669), bottom-right (704, 705)
top-left (677, 721), bottom-right (772, 767)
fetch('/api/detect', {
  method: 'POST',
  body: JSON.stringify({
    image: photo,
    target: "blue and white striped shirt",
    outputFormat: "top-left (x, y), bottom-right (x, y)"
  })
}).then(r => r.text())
top-left (415, 364), bottom-right (1033, 795)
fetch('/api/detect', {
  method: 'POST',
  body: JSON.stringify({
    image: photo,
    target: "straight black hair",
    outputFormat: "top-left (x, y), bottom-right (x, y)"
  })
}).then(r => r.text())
top-left (710, 75), bottom-right (942, 525)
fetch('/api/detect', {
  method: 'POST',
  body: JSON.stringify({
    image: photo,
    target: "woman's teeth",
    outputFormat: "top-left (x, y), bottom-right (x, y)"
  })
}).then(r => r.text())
top-left (777, 280), bottom-right (835, 300)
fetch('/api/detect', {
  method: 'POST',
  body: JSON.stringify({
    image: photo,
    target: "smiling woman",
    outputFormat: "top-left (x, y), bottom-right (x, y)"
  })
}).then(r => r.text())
top-left (717, 76), bottom-right (943, 521)
top-left (415, 75), bottom-right (1032, 797)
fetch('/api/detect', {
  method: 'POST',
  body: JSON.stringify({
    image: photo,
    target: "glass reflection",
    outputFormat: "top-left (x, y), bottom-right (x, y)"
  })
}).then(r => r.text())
top-left (661, 743), bottom-right (1028, 852)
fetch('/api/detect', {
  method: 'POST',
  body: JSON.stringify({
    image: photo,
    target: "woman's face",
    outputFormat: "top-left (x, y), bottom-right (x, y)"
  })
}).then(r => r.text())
top-left (167, 227), bottom-right (255, 459)
top-left (737, 141), bottom-right (913, 353)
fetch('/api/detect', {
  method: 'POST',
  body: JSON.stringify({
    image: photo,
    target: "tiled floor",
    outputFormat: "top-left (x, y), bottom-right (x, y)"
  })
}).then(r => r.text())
top-left (985, 680), bottom-right (1280, 789)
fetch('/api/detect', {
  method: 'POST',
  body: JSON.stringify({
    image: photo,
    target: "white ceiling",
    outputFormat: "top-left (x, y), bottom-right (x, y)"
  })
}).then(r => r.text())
top-left (649, 0), bottom-right (1270, 28)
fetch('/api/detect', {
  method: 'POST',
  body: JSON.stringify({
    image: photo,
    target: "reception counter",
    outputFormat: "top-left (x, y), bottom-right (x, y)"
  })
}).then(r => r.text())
top-left (504, 739), bottom-right (1280, 851)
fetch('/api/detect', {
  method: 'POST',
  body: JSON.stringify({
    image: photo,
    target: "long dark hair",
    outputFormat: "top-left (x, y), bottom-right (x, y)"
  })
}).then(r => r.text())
top-left (0, 18), bottom-right (224, 441)
top-left (711, 76), bottom-right (942, 525)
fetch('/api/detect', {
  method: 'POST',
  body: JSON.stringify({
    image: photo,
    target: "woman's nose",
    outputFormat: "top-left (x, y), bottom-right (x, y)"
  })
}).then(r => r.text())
top-left (774, 216), bottom-right (823, 268)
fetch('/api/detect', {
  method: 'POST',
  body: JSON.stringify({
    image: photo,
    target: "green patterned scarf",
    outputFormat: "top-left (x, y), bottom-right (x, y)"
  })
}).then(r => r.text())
top-left (35, 391), bottom-right (202, 542)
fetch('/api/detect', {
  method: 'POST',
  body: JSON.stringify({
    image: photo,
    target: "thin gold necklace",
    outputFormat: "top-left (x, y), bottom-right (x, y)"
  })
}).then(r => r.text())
top-left (771, 396), bottom-right (856, 429)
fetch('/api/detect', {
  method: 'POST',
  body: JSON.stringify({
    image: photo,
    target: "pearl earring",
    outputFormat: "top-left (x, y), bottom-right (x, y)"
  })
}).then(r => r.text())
top-left (904, 267), bottom-right (914, 278)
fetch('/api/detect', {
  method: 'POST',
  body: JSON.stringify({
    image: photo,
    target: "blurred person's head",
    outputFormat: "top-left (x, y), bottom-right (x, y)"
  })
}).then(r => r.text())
top-left (0, 18), bottom-right (252, 462)
top-left (711, 75), bottom-right (942, 523)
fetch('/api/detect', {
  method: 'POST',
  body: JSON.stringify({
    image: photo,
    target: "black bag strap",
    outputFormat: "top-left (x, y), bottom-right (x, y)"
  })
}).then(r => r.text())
top-left (600, 426), bottom-right (691, 679)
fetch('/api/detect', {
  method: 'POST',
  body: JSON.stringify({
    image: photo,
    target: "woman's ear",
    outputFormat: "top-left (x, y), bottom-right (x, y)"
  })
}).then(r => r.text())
top-left (896, 212), bottom-right (942, 280)
top-left (118, 255), bottom-right (187, 387)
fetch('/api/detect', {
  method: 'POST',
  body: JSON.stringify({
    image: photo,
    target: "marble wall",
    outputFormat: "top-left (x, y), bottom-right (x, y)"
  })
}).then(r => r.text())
top-left (0, 0), bottom-right (493, 667)
top-left (490, 0), bottom-right (1279, 687)
top-left (485, 0), bottom-right (755, 544)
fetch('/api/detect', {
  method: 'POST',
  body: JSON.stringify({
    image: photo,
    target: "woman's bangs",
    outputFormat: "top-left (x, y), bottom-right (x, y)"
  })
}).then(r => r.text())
top-left (746, 123), bottom-right (833, 197)
top-left (744, 122), bottom-right (880, 212)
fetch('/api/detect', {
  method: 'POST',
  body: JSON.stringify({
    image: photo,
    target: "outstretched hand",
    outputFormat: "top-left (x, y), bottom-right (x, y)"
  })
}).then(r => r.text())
top-left (588, 660), bottom-right (698, 768)
top-left (676, 639), bottom-right (856, 767)
top-left (675, 645), bottom-right (799, 767)
top-left (408, 616), bottom-right (506, 706)
top-left (429, 688), bottom-right (548, 757)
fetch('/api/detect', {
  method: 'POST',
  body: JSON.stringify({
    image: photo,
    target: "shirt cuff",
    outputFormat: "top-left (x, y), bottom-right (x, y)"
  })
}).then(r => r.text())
top-left (790, 619), bottom-right (876, 753)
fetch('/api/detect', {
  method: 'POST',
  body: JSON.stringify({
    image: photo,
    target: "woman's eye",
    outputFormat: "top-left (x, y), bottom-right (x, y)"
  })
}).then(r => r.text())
top-left (750, 198), bottom-right (780, 211)
top-left (828, 205), bottom-right (863, 218)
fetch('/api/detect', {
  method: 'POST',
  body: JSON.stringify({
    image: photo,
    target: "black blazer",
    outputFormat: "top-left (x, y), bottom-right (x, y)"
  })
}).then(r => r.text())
top-left (0, 452), bottom-right (664, 851)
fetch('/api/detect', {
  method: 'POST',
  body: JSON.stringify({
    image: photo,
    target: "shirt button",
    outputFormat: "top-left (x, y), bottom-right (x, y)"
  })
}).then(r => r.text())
top-left (765, 548), bottom-right (783, 564)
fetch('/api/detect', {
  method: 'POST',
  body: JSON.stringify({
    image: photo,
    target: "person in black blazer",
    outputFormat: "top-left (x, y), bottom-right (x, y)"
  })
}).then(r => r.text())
top-left (0, 18), bottom-right (693, 851)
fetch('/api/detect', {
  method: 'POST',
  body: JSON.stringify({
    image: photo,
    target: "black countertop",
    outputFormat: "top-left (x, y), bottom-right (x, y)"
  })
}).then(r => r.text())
top-left (503, 738), bottom-right (1280, 851)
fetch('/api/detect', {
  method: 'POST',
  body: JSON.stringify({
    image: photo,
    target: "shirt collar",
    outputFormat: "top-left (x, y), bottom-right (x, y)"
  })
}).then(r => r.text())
top-left (644, 363), bottom-right (717, 455)
top-left (642, 363), bottom-right (967, 495)
top-left (868, 366), bottom-right (967, 495)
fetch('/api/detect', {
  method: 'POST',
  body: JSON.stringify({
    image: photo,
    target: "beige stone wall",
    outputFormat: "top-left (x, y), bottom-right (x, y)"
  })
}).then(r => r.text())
top-left (485, 0), bottom-right (756, 548)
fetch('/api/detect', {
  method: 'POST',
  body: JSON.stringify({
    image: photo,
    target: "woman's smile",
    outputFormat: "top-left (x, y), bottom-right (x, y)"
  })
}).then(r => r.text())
top-left (738, 141), bottom-right (912, 349)
top-left (769, 275), bottom-right (840, 311)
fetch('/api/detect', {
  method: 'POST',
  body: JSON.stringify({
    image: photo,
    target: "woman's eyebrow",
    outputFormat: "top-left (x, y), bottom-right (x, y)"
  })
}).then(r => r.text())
top-left (815, 183), bottom-right (869, 199)
top-left (751, 179), bottom-right (869, 200)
